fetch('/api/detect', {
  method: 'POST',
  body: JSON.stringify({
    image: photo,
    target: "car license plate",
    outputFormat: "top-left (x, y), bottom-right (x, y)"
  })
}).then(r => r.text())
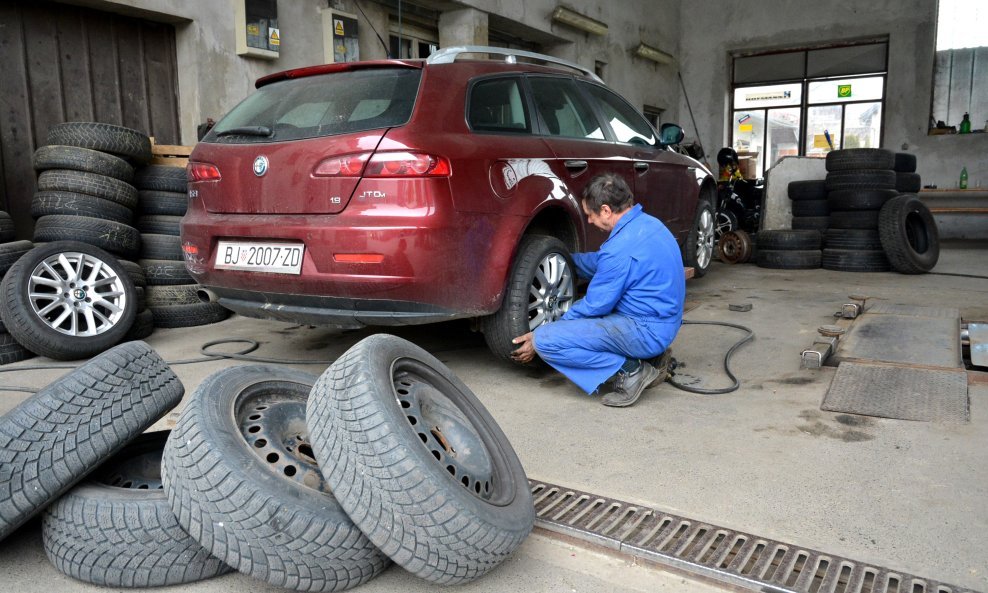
top-left (215, 241), bottom-right (304, 274)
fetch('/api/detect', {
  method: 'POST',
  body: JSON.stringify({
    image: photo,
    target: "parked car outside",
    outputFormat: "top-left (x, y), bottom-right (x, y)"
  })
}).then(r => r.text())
top-left (181, 47), bottom-right (716, 361)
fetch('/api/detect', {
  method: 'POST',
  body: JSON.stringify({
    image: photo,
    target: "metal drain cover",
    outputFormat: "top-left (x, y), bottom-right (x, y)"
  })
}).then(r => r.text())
top-left (822, 361), bottom-right (969, 423)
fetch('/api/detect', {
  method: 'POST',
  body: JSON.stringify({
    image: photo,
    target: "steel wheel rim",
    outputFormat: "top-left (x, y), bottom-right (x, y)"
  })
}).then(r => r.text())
top-left (28, 251), bottom-right (128, 337)
top-left (96, 434), bottom-right (167, 490)
top-left (695, 208), bottom-right (715, 269)
top-left (393, 359), bottom-right (498, 502)
top-left (528, 252), bottom-right (574, 331)
top-left (237, 382), bottom-right (330, 494)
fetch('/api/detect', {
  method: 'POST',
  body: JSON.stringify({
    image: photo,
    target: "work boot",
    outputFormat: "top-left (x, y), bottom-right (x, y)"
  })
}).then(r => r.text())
top-left (647, 349), bottom-right (673, 388)
top-left (602, 361), bottom-right (660, 407)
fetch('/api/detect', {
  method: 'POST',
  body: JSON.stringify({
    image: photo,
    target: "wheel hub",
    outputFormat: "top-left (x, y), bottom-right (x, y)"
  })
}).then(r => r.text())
top-left (237, 388), bottom-right (330, 494)
top-left (394, 367), bottom-right (495, 500)
top-left (28, 251), bottom-right (128, 337)
top-left (528, 253), bottom-right (574, 331)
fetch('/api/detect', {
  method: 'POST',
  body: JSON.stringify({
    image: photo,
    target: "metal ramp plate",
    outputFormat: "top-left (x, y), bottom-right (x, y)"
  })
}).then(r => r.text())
top-left (832, 314), bottom-right (962, 369)
top-left (970, 323), bottom-right (988, 367)
top-left (822, 361), bottom-right (969, 422)
top-left (865, 303), bottom-right (961, 318)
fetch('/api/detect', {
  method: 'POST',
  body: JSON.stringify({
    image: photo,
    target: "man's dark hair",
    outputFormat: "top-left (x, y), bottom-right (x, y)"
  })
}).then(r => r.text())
top-left (581, 173), bottom-right (634, 213)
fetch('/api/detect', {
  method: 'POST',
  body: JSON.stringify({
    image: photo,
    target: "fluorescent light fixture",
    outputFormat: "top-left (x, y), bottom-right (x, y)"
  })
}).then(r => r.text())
top-left (551, 6), bottom-right (608, 36)
top-left (634, 42), bottom-right (674, 65)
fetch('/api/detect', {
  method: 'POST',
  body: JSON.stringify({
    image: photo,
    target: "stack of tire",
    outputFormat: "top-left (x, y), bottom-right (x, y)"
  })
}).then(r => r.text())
top-left (754, 228), bottom-right (822, 269)
top-left (0, 123), bottom-right (151, 360)
top-left (822, 148), bottom-right (898, 272)
top-left (1, 335), bottom-right (534, 590)
top-left (0, 210), bottom-right (34, 364)
top-left (133, 166), bottom-right (229, 329)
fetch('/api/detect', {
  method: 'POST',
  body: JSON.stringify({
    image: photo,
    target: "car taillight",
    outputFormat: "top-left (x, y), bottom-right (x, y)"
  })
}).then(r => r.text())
top-left (313, 152), bottom-right (450, 177)
top-left (188, 162), bottom-right (221, 182)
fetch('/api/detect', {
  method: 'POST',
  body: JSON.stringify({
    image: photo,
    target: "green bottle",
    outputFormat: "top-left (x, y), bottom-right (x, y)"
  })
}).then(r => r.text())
top-left (960, 166), bottom-right (968, 189)
top-left (960, 113), bottom-right (972, 134)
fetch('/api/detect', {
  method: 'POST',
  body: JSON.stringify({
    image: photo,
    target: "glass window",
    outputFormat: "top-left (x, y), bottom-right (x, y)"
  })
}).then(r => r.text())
top-left (766, 108), bottom-right (801, 168)
top-left (805, 105), bottom-right (843, 157)
top-left (468, 78), bottom-right (530, 133)
top-left (207, 68), bottom-right (421, 143)
top-left (808, 76), bottom-right (884, 104)
top-left (732, 110), bottom-right (764, 175)
top-left (843, 102), bottom-right (883, 148)
top-left (530, 78), bottom-right (603, 139)
top-left (733, 83), bottom-right (802, 109)
top-left (583, 84), bottom-right (655, 145)
top-left (931, 1), bottom-right (988, 130)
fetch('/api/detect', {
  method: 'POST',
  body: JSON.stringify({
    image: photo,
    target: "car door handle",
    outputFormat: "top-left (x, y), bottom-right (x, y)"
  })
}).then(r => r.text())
top-left (564, 160), bottom-right (588, 170)
top-left (634, 162), bottom-right (650, 171)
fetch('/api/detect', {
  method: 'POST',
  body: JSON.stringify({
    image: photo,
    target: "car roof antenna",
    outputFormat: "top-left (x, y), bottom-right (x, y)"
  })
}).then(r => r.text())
top-left (353, 0), bottom-right (391, 58)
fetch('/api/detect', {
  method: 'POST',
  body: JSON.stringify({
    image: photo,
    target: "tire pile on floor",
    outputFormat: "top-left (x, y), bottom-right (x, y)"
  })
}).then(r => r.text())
top-left (761, 148), bottom-right (939, 273)
top-left (0, 121), bottom-right (229, 363)
top-left (0, 335), bottom-right (534, 591)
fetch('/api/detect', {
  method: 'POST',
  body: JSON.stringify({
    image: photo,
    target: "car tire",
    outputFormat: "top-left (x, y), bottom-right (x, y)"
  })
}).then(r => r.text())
top-left (878, 194), bottom-right (940, 274)
top-left (894, 152), bottom-right (917, 173)
top-left (140, 233), bottom-right (182, 260)
top-left (151, 302), bottom-right (229, 328)
top-left (821, 248), bottom-right (891, 272)
top-left (0, 341), bottom-right (183, 540)
top-left (756, 230), bottom-right (822, 251)
top-left (787, 180), bottom-right (828, 201)
top-left (827, 210), bottom-right (881, 230)
top-left (133, 165), bottom-right (188, 193)
top-left (825, 169), bottom-right (896, 192)
top-left (42, 432), bottom-right (232, 587)
top-left (32, 190), bottom-right (134, 224)
top-left (161, 365), bottom-right (390, 592)
top-left (791, 216), bottom-right (829, 230)
top-left (755, 249), bottom-right (822, 269)
top-left (46, 122), bottom-right (152, 164)
top-left (827, 189), bottom-right (897, 211)
top-left (0, 240), bottom-right (34, 277)
top-left (140, 259), bottom-right (193, 285)
top-left (136, 215), bottom-right (182, 236)
top-left (790, 199), bottom-right (830, 217)
top-left (896, 172), bottom-right (922, 193)
top-left (825, 148), bottom-right (895, 172)
top-left (0, 212), bottom-right (16, 243)
top-left (36, 170), bottom-right (138, 210)
top-left (306, 334), bottom-right (535, 585)
top-left (115, 258), bottom-right (147, 287)
top-left (124, 308), bottom-right (155, 340)
top-left (146, 283), bottom-right (203, 307)
top-left (33, 145), bottom-right (134, 182)
top-left (33, 215), bottom-right (141, 259)
top-left (482, 235), bottom-right (575, 362)
top-left (684, 199), bottom-right (715, 278)
top-left (823, 229), bottom-right (884, 251)
top-left (0, 331), bottom-right (34, 365)
top-left (137, 190), bottom-right (188, 217)
top-left (0, 241), bottom-right (138, 360)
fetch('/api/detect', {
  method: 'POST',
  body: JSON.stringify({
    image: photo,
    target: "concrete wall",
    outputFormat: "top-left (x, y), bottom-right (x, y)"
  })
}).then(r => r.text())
top-left (678, 0), bottom-right (988, 190)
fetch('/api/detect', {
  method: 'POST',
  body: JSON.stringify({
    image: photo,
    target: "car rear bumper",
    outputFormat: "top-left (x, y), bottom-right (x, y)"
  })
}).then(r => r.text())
top-left (210, 286), bottom-right (463, 328)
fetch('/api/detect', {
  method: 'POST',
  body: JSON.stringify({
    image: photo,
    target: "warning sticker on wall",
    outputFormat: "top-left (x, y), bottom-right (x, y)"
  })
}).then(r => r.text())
top-left (269, 28), bottom-right (280, 47)
top-left (334, 19), bottom-right (345, 36)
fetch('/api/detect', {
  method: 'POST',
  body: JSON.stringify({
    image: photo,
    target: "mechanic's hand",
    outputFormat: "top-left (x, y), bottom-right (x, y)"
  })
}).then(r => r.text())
top-left (511, 332), bottom-right (536, 363)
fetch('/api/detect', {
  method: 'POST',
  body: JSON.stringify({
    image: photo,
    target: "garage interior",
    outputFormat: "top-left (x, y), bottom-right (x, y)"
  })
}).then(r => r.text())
top-left (0, 0), bottom-right (986, 592)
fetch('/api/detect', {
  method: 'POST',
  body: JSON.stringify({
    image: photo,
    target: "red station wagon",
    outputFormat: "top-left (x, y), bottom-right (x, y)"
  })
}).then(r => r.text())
top-left (182, 47), bottom-right (716, 360)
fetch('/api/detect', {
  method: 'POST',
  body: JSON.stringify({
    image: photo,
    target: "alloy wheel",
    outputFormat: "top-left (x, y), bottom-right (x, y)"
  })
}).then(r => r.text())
top-left (527, 253), bottom-right (574, 331)
top-left (28, 251), bottom-right (129, 337)
top-left (695, 208), bottom-right (715, 270)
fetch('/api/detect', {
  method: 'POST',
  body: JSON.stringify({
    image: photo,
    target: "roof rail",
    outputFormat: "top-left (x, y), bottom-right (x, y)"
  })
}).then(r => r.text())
top-left (427, 46), bottom-right (603, 83)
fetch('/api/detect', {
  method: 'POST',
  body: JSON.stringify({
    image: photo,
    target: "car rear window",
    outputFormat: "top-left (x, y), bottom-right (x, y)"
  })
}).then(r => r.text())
top-left (468, 77), bottom-right (530, 133)
top-left (205, 68), bottom-right (421, 143)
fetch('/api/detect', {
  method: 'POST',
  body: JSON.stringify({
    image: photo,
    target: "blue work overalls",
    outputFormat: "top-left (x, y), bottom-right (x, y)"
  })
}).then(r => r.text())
top-left (533, 204), bottom-right (686, 393)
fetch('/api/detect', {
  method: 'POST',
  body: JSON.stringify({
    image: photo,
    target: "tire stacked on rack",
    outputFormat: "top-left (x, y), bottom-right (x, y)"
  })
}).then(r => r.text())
top-left (0, 210), bottom-right (35, 365)
top-left (755, 229), bottom-right (822, 269)
top-left (893, 151), bottom-right (921, 192)
top-left (134, 166), bottom-right (228, 329)
top-left (822, 148), bottom-right (896, 272)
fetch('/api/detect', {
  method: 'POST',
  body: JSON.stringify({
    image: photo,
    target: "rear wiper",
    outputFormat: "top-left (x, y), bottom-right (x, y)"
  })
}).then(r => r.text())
top-left (215, 126), bottom-right (273, 137)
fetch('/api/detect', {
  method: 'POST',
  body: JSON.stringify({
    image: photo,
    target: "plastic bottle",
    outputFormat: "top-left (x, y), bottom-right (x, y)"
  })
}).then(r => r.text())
top-left (960, 113), bottom-right (971, 134)
top-left (960, 166), bottom-right (968, 189)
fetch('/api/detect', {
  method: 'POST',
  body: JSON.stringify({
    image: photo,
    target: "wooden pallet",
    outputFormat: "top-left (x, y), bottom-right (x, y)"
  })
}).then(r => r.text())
top-left (150, 138), bottom-right (192, 167)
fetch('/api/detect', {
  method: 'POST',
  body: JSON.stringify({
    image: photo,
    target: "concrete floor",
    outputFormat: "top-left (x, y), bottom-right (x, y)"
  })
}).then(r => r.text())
top-left (1, 241), bottom-right (986, 592)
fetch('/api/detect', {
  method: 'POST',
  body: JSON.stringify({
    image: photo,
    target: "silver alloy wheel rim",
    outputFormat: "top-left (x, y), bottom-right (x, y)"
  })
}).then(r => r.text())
top-left (696, 208), bottom-right (715, 270)
top-left (28, 251), bottom-right (128, 337)
top-left (528, 253), bottom-right (574, 331)
top-left (715, 211), bottom-right (735, 239)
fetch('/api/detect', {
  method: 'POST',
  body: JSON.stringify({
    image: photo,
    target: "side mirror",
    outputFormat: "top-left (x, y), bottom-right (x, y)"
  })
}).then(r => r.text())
top-left (659, 123), bottom-right (684, 146)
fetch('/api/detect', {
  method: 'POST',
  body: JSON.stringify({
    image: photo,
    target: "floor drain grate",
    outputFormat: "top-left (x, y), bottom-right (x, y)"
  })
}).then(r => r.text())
top-left (530, 480), bottom-right (977, 593)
